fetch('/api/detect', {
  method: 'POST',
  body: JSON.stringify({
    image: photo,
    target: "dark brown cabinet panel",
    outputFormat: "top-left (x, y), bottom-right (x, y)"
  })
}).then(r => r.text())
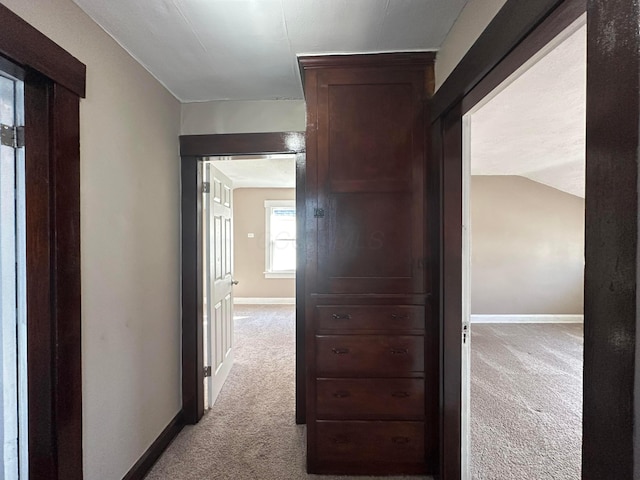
top-left (300, 53), bottom-right (436, 476)
top-left (314, 67), bottom-right (428, 295)
top-left (316, 305), bottom-right (425, 332)
top-left (316, 378), bottom-right (425, 420)
top-left (315, 421), bottom-right (426, 474)
top-left (316, 335), bottom-right (424, 376)
top-left (320, 193), bottom-right (414, 294)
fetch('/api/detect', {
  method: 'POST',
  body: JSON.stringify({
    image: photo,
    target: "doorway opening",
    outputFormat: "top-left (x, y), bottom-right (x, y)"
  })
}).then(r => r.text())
top-left (461, 14), bottom-right (586, 479)
top-left (200, 154), bottom-right (297, 411)
top-left (179, 132), bottom-right (306, 426)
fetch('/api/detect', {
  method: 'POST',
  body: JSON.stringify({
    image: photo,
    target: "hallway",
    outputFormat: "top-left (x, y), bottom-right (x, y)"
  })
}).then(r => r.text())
top-left (146, 305), bottom-right (432, 479)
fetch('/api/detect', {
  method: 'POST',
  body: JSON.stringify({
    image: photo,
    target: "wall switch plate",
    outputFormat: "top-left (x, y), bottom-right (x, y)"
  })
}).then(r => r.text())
top-left (248, 233), bottom-right (255, 238)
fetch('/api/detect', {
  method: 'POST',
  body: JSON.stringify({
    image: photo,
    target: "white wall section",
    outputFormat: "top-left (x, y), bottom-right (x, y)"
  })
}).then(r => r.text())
top-left (471, 176), bottom-right (584, 315)
top-left (233, 188), bottom-right (296, 300)
top-left (0, 1), bottom-right (182, 479)
top-left (181, 100), bottom-right (306, 135)
top-left (435, 0), bottom-right (508, 89)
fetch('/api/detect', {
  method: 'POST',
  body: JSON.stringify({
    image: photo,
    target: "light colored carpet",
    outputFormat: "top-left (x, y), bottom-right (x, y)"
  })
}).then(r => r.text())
top-left (471, 323), bottom-right (583, 480)
top-left (146, 305), bottom-right (432, 480)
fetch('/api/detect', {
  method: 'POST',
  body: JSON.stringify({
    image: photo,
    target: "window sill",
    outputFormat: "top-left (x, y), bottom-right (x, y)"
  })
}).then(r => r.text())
top-left (264, 272), bottom-right (296, 279)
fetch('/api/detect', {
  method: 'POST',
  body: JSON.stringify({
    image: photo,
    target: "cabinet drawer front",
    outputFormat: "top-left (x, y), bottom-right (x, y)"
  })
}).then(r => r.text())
top-left (316, 305), bottom-right (424, 331)
top-left (316, 335), bottom-right (424, 375)
top-left (317, 378), bottom-right (424, 419)
top-left (316, 421), bottom-right (425, 468)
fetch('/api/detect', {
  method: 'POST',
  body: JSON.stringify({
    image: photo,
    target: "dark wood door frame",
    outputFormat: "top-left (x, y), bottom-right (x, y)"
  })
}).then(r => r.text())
top-left (433, 0), bottom-right (640, 478)
top-left (0, 5), bottom-right (85, 479)
top-left (180, 132), bottom-right (306, 424)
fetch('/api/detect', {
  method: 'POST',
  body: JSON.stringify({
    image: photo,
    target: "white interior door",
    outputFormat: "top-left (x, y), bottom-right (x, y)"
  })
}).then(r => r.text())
top-left (461, 114), bottom-right (472, 480)
top-left (202, 162), bottom-right (235, 409)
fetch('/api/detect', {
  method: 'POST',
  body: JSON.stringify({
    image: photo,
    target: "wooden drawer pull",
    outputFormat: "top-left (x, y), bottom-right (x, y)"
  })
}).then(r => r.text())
top-left (332, 313), bottom-right (352, 320)
top-left (391, 313), bottom-right (410, 320)
top-left (332, 436), bottom-right (350, 445)
top-left (391, 391), bottom-right (410, 398)
top-left (392, 436), bottom-right (410, 445)
top-left (333, 390), bottom-right (350, 398)
top-left (332, 347), bottom-right (350, 355)
top-left (390, 348), bottom-right (408, 355)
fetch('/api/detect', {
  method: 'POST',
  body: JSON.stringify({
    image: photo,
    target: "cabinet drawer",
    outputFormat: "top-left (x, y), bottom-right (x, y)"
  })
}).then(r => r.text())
top-left (317, 378), bottom-right (424, 420)
top-left (316, 305), bottom-right (424, 331)
top-left (316, 335), bottom-right (424, 375)
top-left (315, 421), bottom-right (425, 471)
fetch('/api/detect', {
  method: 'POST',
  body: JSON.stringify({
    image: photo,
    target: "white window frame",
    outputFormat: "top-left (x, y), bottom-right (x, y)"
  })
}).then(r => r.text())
top-left (264, 200), bottom-right (296, 279)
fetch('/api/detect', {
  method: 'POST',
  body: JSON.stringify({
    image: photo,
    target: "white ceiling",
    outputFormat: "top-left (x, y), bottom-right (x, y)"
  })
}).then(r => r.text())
top-left (208, 155), bottom-right (296, 188)
top-left (470, 20), bottom-right (586, 198)
top-left (71, 0), bottom-right (468, 102)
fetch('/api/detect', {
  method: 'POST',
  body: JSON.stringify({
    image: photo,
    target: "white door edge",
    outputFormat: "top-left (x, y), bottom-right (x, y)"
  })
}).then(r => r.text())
top-left (461, 114), bottom-right (472, 480)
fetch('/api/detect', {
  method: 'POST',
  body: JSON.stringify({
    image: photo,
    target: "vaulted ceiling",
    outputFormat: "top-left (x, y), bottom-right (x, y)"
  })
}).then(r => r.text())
top-left (471, 20), bottom-right (586, 198)
top-left (71, 0), bottom-right (468, 102)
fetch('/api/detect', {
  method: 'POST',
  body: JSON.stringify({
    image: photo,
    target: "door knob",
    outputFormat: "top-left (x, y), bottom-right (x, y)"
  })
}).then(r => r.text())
top-left (231, 279), bottom-right (239, 285)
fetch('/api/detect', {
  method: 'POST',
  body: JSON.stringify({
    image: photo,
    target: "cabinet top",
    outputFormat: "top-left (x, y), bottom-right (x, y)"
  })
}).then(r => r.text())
top-left (297, 52), bottom-right (436, 71)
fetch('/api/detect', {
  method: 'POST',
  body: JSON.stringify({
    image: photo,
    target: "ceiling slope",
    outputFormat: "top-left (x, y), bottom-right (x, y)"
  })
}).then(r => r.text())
top-left (471, 22), bottom-right (586, 198)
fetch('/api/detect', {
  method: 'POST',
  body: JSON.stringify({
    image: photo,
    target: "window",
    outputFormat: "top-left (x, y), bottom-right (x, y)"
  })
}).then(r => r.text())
top-left (265, 200), bottom-right (296, 278)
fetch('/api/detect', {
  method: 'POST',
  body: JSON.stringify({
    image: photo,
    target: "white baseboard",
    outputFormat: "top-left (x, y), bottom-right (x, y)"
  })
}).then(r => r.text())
top-left (234, 297), bottom-right (295, 305)
top-left (471, 314), bottom-right (583, 324)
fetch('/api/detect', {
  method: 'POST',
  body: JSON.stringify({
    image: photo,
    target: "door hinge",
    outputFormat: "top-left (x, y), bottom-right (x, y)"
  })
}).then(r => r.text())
top-left (462, 323), bottom-right (469, 344)
top-left (204, 366), bottom-right (212, 378)
top-left (0, 124), bottom-right (24, 148)
top-left (314, 208), bottom-right (325, 218)
top-left (202, 182), bottom-right (210, 194)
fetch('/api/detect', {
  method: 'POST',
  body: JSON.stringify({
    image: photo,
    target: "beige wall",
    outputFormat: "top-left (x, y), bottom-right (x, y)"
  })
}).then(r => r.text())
top-left (0, 1), bottom-right (182, 479)
top-left (435, 0), bottom-right (508, 89)
top-left (471, 176), bottom-right (584, 315)
top-left (233, 188), bottom-right (296, 299)
top-left (181, 100), bottom-right (306, 135)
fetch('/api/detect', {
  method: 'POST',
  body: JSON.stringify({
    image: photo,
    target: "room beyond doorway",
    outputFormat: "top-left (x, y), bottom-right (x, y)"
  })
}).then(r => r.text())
top-left (461, 14), bottom-right (586, 479)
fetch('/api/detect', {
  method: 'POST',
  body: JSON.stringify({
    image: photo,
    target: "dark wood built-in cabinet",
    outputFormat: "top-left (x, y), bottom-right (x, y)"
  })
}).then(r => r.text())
top-left (300, 53), bottom-right (437, 475)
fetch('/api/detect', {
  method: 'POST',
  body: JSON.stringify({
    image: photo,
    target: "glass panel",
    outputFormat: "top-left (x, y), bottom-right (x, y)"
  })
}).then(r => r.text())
top-left (270, 207), bottom-right (296, 271)
top-left (0, 72), bottom-right (25, 480)
top-left (0, 75), bottom-right (14, 126)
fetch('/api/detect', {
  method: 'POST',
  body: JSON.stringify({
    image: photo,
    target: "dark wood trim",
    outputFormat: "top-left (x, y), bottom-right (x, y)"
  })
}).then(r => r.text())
top-left (180, 133), bottom-right (306, 425)
top-left (582, 0), bottom-right (640, 477)
top-left (298, 52), bottom-right (435, 70)
top-left (432, 0), bottom-right (570, 120)
top-left (439, 107), bottom-right (463, 480)
top-left (461, 0), bottom-right (585, 114)
top-left (298, 52), bottom-right (437, 93)
top-left (180, 132), bottom-right (305, 157)
top-left (24, 71), bottom-right (56, 479)
top-left (122, 411), bottom-right (185, 480)
top-left (433, 0), bottom-right (588, 478)
top-left (181, 155), bottom-right (204, 424)
top-left (2, 6), bottom-right (85, 479)
top-left (0, 4), bottom-right (86, 98)
top-left (295, 152), bottom-right (307, 425)
top-left (51, 84), bottom-right (83, 479)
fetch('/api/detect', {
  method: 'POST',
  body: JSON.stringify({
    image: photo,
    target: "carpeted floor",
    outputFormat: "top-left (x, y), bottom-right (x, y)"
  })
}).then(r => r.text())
top-left (146, 308), bottom-right (582, 479)
top-left (471, 323), bottom-right (583, 479)
top-left (146, 305), bottom-right (432, 480)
